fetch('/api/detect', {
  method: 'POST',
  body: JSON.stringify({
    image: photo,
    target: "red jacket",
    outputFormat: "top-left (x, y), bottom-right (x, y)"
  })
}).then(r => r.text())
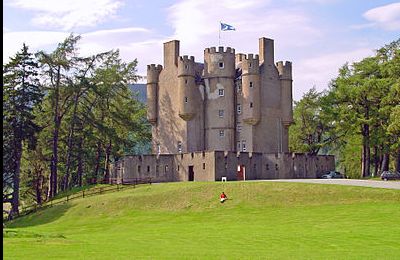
top-left (220, 193), bottom-right (226, 199)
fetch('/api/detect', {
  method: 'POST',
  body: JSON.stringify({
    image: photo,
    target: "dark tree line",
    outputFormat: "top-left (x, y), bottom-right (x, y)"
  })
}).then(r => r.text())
top-left (3, 35), bottom-right (151, 219)
top-left (290, 39), bottom-right (400, 178)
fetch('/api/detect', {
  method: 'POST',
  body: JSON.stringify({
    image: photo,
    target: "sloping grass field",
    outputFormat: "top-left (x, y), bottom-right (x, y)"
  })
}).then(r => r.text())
top-left (3, 181), bottom-right (400, 259)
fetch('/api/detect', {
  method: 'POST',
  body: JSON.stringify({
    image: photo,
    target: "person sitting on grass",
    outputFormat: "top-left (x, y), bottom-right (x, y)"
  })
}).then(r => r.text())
top-left (220, 192), bottom-right (228, 203)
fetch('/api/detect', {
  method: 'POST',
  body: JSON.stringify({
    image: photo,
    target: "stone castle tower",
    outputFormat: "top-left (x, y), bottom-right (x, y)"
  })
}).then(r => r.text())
top-left (147, 37), bottom-right (293, 155)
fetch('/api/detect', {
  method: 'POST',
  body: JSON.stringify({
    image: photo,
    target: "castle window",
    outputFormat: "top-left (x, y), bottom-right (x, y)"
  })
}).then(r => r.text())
top-left (219, 130), bottom-right (225, 137)
top-left (178, 141), bottom-right (182, 153)
top-left (237, 123), bottom-right (242, 132)
top-left (250, 102), bottom-right (253, 108)
top-left (185, 79), bottom-right (188, 84)
top-left (218, 89), bottom-right (224, 96)
top-left (178, 165), bottom-right (180, 171)
top-left (147, 166), bottom-right (150, 172)
top-left (185, 97), bottom-right (188, 103)
top-left (185, 64), bottom-right (189, 70)
top-left (237, 104), bottom-right (242, 114)
top-left (203, 163), bottom-right (206, 169)
top-left (165, 165), bottom-right (169, 172)
top-left (219, 62), bottom-right (224, 69)
top-left (138, 165), bottom-right (141, 173)
top-left (242, 140), bottom-right (247, 151)
top-left (157, 144), bottom-right (161, 155)
top-left (237, 141), bottom-right (241, 150)
top-left (250, 82), bottom-right (253, 88)
top-left (266, 164), bottom-right (269, 170)
top-left (249, 63), bottom-right (252, 68)
top-left (218, 110), bottom-right (224, 118)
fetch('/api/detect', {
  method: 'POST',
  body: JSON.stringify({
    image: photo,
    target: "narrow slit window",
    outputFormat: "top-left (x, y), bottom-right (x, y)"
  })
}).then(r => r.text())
top-left (250, 82), bottom-right (253, 88)
top-left (218, 110), bottom-right (224, 118)
top-left (218, 89), bottom-right (224, 96)
top-left (219, 130), bottom-right (225, 137)
top-left (219, 62), bottom-right (224, 69)
top-left (185, 97), bottom-right (188, 103)
top-left (250, 102), bottom-right (253, 108)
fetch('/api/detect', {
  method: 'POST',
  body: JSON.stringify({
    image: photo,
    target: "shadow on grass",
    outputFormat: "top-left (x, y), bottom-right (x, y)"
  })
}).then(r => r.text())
top-left (5, 203), bottom-right (72, 228)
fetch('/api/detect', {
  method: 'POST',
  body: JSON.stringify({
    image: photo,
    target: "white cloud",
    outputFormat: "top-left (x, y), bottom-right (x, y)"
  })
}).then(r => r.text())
top-left (363, 3), bottom-right (400, 31)
top-left (166, 0), bottom-right (321, 66)
top-left (293, 48), bottom-right (374, 100)
top-left (3, 31), bottom-right (70, 63)
top-left (7, 0), bottom-right (123, 30)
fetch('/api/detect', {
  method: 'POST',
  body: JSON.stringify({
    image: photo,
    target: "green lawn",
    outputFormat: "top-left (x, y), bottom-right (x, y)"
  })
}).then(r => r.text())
top-left (3, 182), bottom-right (400, 259)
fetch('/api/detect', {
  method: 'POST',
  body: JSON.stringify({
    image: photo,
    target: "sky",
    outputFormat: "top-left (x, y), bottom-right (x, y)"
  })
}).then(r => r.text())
top-left (3, 0), bottom-right (400, 101)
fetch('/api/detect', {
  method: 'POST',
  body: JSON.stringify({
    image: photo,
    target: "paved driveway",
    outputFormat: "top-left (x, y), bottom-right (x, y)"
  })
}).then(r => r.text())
top-left (258, 179), bottom-right (400, 190)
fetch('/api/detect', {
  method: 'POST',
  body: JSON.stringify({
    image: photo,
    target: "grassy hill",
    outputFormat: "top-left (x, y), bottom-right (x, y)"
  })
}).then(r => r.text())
top-left (3, 181), bottom-right (400, 259)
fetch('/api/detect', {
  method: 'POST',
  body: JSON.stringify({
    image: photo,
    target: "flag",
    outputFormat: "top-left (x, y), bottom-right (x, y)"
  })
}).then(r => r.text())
top-left (220, 22), bottom-right (236, 31)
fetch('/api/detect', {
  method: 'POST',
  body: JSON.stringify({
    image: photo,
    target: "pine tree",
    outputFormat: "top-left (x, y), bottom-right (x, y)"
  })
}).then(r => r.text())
top-left (3, 44), bottom-right (42, 218)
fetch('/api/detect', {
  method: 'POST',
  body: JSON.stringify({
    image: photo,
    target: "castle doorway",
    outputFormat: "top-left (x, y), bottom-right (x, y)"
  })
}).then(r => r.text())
top-left (188, 165), bottom-right (194, 181)
top-left (237, 165), bottom-right (245, 181)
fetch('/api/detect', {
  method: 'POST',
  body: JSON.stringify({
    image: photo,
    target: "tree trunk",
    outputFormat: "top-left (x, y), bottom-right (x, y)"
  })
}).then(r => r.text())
top-left (64, 92), bottom-right (80, 191)
top-left (395, 148), bottom-right (400, 173)
top-left (10, 138), bottom-right (23, 218)
top-left (35, 171), bottom-right (44, 205)
top-left (382, 152), bottom-right (390, 172)
top-left (94, 141), bottom-right (102, 179)
top-left (77, 137), bottom-right (84, 187)
top-left (104, 140), bottom-right (112, 182)
top-left (361, 123), bottom-right (371, 178)
top-left (49, 68), bottom-right (61, 199)
top-left (373, 146), bottom-right (379, 177)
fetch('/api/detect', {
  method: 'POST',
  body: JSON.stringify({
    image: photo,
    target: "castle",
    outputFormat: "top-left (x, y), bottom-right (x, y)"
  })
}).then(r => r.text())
top-left (108, 37), bottom-right (334, 183)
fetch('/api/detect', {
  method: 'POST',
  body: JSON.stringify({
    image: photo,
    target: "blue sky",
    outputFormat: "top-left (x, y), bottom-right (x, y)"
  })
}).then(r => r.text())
top-left (3, 0), bottom-right (400, 100)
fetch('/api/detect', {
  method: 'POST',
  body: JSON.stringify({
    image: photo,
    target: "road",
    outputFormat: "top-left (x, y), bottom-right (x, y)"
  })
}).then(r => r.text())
top-left (256, 179), bottom-right (400, 190)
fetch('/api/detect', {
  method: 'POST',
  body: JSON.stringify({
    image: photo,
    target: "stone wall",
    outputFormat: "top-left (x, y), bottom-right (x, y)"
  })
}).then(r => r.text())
top-left (109, 152), bottom-right (335, 183)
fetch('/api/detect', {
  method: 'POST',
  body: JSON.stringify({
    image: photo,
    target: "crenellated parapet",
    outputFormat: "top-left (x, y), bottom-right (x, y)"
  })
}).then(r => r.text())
top-left (147, 64), bottom-right (163, 84)
top-left (177, 55), bottom-right (196, 77)
top-left (242, 54), bottom-right (260, 76)
top-left (204, 46), bottom-right (236, 78)
top-left (276, 61), bottom-right (292, 80)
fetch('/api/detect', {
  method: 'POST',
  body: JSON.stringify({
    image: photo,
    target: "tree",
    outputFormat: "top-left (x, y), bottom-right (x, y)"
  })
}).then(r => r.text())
top-left (36, 34), bottom-right (80, 198)
top-left (3, 44), bottom-right (42, 218)
top-left (289, 87), bottom-right (328, 155)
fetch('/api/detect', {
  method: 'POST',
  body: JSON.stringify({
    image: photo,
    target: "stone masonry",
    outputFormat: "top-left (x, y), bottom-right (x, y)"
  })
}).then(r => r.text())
top-left (108, 37), bottom-right (335, 183)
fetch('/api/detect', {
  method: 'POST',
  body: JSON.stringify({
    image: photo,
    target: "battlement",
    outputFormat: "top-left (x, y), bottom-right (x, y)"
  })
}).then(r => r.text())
top-left (204, 46), bottom-right (235, 54)
top-left (147, 64), bottom-right (163, 84)
top-left (241, 54), bottom-right (260, 74)
top-left (179, 55), bottom-right (195, 62)
top-left (147, 64), bottom-right (163, 72)
top-left (178, 55), bottom-right (196, 77)
top-left (276, 61), bottom-right (292, 80)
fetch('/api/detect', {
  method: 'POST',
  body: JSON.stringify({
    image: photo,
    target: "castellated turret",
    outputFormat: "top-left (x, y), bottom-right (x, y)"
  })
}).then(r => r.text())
top-left (277, 61), bottom-right (293, 127)
top-left (146, 64), bottom-right (162, 125)
top-left (146, 37), bottom-right (294, 155)
top-left (203, 47), bottom-right (236, 151)
top-left (241, 54), bottom-right (261, 125)
top-left (178, 55), bottom-right (196, 121)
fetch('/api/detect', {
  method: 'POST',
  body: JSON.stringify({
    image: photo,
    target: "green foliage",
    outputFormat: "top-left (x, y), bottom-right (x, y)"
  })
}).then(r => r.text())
top-left (290, 38), bottom-right (400, 177)
top-left (4, 182), bottom-right (400, 259)
top-left (3, 34), bottom-right (150, 211)
top-left (3, 44), bottom-right (43, 216)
